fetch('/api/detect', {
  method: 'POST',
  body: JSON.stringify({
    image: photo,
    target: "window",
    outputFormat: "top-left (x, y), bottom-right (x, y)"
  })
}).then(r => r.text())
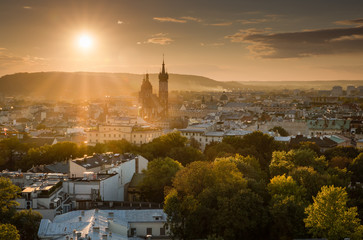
top-left (104, 134), bottom-right (106, 137)
top-left (147, 228), bottom-right (152, 235)
top-left (160, 227), bottom-right (165, 236)
top-left (109, 134), bottom-right (111, 137)
top-left (130, 228), bottom-right (136, 236)
top-left (114, 134), bottom-right (116, 137)
top-left (96, 134), bottom-right (98, 137)
top-left (140, 134), bottom-right (142, 137)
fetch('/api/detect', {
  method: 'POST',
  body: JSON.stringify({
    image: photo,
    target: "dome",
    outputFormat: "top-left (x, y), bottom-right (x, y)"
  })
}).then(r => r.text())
top-left (220, 92), bottom-right (228, 101)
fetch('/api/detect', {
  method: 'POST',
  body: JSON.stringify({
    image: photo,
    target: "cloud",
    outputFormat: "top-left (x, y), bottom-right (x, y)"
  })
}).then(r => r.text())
top-left (180, 16), bottom-right (202, 22)
top-left (238, 15), bottom-right (280, 25)
top-left (117, 20), bottom-right (123, 25)
top-left (225, 25), bottom-right (363, 58)
top-left (335, 18), bottom-right (363, 26)
top-left (200, 42), bottom-right (225, 47)
top-left (0, 49), bottom-right (47, 73)
top-left (147, 37), bottom-right (173, 45)
top-left (153, 17), bottom-right (187, 23)
top-left (208, 22), bottom-right (233, 27)
top-left (23, 6), bottom-right (32, 10)
top-left (145, 33), bottom-right (173, 45)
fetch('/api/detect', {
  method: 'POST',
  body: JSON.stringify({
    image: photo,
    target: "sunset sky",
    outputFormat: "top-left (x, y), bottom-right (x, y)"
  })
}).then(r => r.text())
top-left (1, 0), bottom-right (363, 81)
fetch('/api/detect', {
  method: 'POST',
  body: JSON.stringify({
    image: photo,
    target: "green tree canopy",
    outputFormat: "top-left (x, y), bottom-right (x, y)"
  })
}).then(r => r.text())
top-left (139, 157), bottom-right (182, 203)
top-left (165, 159), bottom-right (267, 240)
top-left (324, 146), bottom-right (359, 161)
top-left (11, 209), bottom-right (42, 240)
top-left (267, 175), bottom-right (308, 239)
top-left (304, 185), bottom-right (363, 240)
top-left (0, 223), bottom-right (20, 240)
top-left (269, 126), bottom-right (289, 136)
top-left (0, 177), bottom-right (21, 214)
top-left (168, 146), bottom-right (204, 166)
top-left (350, 152), bottom-right (363, 183)
top-left (204, 142), bottom-right (235, 161)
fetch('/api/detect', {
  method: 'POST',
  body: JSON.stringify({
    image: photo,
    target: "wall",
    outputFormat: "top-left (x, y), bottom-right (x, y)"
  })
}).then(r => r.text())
top-left (100, 174), bottom-right (119, 201)
top-left (130, 222), bottom-right (167, 238)
top-left (69, 160), bottom-right (86, 178)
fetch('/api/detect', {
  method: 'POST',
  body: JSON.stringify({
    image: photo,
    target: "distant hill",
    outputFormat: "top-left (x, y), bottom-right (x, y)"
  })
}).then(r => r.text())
top-left (0, 72), bottom-right (362, 100)
top-left (0, 72), bottom-right (244, 100)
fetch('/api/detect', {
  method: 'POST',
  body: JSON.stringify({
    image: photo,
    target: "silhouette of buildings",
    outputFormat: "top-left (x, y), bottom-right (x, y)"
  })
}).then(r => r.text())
top-left (139, 59), bottom-right (169, 120)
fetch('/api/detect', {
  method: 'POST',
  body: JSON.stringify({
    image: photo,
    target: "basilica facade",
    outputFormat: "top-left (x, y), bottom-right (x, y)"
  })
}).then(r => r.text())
top-left (138, 60), bottom-right (169, 120)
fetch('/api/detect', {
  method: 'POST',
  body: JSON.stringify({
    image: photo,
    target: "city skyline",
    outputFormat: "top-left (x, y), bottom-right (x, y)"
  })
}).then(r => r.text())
top-left (1, 0), bottom-right (363, 81)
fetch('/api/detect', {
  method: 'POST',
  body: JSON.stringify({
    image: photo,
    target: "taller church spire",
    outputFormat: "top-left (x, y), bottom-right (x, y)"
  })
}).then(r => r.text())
top-left (159, 56), bottom-right (169, 118)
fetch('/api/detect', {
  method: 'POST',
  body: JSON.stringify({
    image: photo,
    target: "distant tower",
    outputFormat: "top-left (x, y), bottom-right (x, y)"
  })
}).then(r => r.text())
top-left (139, 73), bottom-right (153, 118)
top-left (158, 57), bottom-right (169, 118)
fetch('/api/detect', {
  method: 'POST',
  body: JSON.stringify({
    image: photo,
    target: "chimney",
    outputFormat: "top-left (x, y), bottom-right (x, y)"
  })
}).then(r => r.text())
top-left (135, 156), bottom-right (139, 173)
top-left (79, 216), bottom-right (82, 222)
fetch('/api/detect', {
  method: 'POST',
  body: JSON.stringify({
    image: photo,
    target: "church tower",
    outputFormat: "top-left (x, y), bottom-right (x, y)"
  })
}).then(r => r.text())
top-left (158, 57), bottom-right (169, 118)
top-left (139, 73), bottom-right (154, 119)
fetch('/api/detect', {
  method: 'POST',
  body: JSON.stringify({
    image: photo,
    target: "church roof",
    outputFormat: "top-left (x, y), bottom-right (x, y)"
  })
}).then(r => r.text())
top-left (220, 93), bottom-right (228, 101)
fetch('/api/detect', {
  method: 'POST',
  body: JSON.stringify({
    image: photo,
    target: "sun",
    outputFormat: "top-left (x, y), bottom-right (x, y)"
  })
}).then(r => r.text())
top-left (77, 34), bottom-right (93, 50)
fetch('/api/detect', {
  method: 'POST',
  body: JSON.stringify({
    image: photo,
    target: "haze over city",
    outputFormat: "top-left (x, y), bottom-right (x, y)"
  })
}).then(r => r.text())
top-left (1, 0), bottom-right (363, 81)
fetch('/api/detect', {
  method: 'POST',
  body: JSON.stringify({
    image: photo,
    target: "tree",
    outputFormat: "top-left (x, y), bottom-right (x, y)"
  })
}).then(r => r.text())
top-left (324, 146), bottom-right (359, 161)
top-left (329, 156), bottom-right (351, 169)
top-left (140, 132), bottom-right (188, 160)
top-left (0, 224), bottom-right (20, 240)
top-left (289, 166), bottom-right (326, 201)
top-left (304, 186), bottom-right (363, 240)
top-left (267, 175), bottom-right (308, 239)
top-left (350, 152), bottom-right (363, 183)
top-left (164, 159), bottom-right (267, 240)
top-left (169, 146), bottom-right (204, 166)
top-left (0, 138), bottom-right (29, 170)
top-left (0, 177), bottom-right (21, 214)
top-left (139, 157), bottom-right (182, 202)
top-left (240, 131), bottom-right (277, 171)
top-left (269, 151), bottom-right (295, 177)
top-left (204, 142), bottom-right (235, 161)
top-left (269, 126), bottom-right (289, 136)
top-left (11, 209), bottom-right (42, 240)
top-left (105, 139), bottom-right (135, 154)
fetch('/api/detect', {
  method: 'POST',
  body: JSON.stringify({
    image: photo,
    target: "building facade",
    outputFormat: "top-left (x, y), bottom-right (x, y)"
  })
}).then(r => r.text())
top-left (86, 124), bottom-right (162, 145)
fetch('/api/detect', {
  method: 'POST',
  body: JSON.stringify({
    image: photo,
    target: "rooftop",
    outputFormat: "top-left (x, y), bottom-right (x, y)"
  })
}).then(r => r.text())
top-left (38, 209), bottom-right (167, 240)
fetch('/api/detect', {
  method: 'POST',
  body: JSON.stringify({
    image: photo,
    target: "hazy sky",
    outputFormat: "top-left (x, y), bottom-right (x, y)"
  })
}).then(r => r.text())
top-left (1, 0), bottom-right (363, 81)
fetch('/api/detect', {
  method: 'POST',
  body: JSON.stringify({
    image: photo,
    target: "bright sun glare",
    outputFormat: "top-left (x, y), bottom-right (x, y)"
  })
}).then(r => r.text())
top-left (78, 34), bottom-right (93, 50)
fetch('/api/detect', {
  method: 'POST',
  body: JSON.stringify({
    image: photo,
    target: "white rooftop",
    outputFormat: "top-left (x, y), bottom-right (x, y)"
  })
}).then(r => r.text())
top-left (38, 209), bottom-right (166, 240)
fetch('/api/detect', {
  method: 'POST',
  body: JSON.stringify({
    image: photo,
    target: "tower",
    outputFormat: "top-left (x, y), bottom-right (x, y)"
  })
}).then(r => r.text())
top-left (139, 73), bottom-right (154, 119)
top-left (158, 57), bottom-right (169, 118)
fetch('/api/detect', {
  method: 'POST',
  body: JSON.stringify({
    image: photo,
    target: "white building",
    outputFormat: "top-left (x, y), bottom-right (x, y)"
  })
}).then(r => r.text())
top-left (38, 209), bottom-right (169, 240)
top-left (16, 179), bottom-right (72, 220)
top-left (86, 124), bottom-right (162, 145)
top-left (66, 154), bottom-right (148, 207)
top-left (63, 173), bottom-right (119, 210)
top-left (180, 123), bottom-right (291, 150)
